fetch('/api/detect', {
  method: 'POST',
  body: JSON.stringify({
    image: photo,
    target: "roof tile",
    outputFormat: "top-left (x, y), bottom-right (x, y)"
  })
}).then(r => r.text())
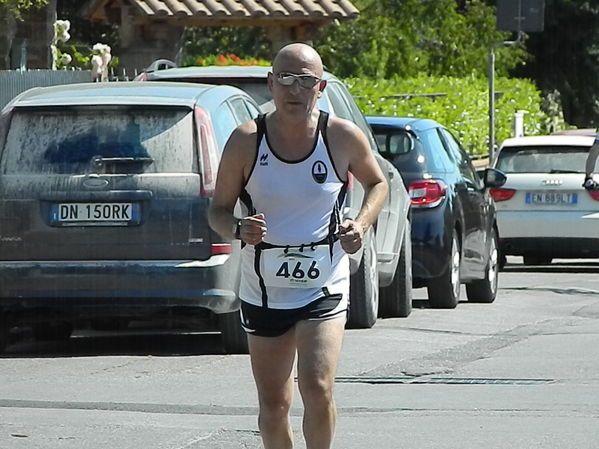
top-left (129, 0), bottom-right (358, 20)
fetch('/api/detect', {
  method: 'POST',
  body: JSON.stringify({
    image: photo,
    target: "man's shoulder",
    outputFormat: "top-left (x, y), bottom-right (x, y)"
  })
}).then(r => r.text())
top-left (325, 115), bottom-right (364, 143)
top-left (236, 118), bottom-right (259, 136)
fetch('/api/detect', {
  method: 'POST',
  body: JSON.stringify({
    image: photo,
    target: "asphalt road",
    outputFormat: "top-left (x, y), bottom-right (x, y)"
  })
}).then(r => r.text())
top-left (1, 256), bottom-right (598, 449)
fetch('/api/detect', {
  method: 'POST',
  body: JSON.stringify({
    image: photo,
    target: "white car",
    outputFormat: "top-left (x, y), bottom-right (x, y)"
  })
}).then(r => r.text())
top-left (491, 134), bottom-right (598, 265)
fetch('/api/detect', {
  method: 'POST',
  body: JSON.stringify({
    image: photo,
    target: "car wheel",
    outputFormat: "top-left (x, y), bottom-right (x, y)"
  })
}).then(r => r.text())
top-left (218, 310), bottom-right (248, 354)
top-left (347, 227), bottom-right (379, 328)
top-left (466, 227), bottom-right (499, 303)
top-left (32, 321), bottom-right (73, 341)
top-left (379, 221), bottom-right (412, 318)
top-left (523, 255), bottom-right (552, 265)
top-left (427, 229), bottom-right (460, 309)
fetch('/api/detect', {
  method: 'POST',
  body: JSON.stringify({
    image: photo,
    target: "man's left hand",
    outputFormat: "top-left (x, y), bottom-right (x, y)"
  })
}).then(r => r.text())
top-left (339, 220), bottom-right (364, 254)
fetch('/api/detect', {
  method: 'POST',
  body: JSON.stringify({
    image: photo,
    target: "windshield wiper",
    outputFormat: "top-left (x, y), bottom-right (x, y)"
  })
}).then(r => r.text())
top-left (91, 155), bottom-right (153, 167)
top-left (549, 169), bottom-right (582, 174)
top-left (89, 155), bottom-right (154, 174)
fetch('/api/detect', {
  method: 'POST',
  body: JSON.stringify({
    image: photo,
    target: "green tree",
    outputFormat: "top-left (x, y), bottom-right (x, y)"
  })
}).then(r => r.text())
top-left (0, 0), bottom-right (46, 17)
top-left (56, 0), bottom-right (119, 53)
top-left (513, 0), bottom-right (599, 127)
top-left (181, 26), bottom-right (271, 64)
top-left (316, 0), bottom-right (526, 78)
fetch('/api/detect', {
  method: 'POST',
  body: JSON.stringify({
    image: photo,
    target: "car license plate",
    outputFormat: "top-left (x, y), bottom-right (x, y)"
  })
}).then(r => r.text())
top-left (51, 203), bottom-right (140, 225)
top-left (525, 192), bottom-right (578, 205)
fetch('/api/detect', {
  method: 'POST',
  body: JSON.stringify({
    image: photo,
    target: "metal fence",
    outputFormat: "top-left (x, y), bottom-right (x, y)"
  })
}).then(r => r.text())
top-left (0, 70), bottom-right (93, 111)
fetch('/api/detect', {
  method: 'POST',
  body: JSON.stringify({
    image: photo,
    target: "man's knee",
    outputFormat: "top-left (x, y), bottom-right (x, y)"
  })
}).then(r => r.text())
top-left (259, 394), bottom-right (293, 418)
top-left (299, 377), bottom-right (334, 407)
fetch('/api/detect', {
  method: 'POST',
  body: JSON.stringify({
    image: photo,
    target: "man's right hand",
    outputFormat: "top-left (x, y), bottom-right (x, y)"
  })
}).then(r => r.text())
top-left (239, 213), bottom-right (267, 245)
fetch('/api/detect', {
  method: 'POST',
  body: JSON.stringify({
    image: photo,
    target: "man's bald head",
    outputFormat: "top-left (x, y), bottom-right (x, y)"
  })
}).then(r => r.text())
top-left (272, 43), bottom-right (324, 77)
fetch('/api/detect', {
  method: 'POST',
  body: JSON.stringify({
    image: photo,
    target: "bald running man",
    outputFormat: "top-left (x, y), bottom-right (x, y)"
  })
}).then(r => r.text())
top-left (208, 42), bottom-right (388, 449)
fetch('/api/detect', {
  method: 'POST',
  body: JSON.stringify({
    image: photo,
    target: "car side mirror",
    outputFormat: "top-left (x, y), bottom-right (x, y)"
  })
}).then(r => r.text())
top-left (482, 167), bottom-right (507, 188)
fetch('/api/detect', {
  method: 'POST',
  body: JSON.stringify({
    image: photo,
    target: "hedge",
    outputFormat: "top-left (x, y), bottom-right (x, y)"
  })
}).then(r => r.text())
top-left (343, 75), bottom-right (555, 156)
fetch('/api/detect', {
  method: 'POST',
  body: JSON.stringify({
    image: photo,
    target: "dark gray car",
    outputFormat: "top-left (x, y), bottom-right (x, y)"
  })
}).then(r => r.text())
top-left (0, 82), bottom-right (261, 354)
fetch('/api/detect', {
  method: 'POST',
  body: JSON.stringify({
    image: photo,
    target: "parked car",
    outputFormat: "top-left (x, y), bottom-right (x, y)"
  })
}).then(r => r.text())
top-left (366, 116), bottom-right (506, 308)
top-left (490, 134), bottom-right (598, 265)
top-left (0, 82), bottom-right (262, 354)
top-left (137, 64), bottom-right (413, 326)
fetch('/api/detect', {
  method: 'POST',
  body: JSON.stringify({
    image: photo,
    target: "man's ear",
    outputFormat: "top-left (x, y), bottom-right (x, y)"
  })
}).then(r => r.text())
top-left (318, 80), bottom-right (327, 92)
top-left (267, 72), bottom-right (275, 91)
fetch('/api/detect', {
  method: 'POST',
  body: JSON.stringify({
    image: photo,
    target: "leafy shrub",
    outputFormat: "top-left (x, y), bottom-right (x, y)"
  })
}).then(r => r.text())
top-left (344, 75), bottom-right (553, 156)
top-left (182, 53), bottom-right (269, 67)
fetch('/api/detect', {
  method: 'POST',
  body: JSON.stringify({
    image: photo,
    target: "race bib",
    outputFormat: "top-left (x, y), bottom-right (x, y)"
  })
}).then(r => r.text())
top-left (261, 245), bottom-right (332, 289)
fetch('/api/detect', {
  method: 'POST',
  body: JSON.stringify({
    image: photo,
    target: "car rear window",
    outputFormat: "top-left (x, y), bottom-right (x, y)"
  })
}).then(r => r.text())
top-left (371, 126), bottom-right (454, 173)
top-left (495, 145), bottom-right (590, 173)
top-left (1, 106), bottom-right (195, 174)
top-left (161, 77), bottom-right (272, 108)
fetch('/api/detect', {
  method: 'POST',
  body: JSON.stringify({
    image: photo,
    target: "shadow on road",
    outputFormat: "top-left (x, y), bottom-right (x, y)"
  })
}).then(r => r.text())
top-left (1, 325), bottom-right (227, 358)
top-left (502, 261), bottom-right (599, 274)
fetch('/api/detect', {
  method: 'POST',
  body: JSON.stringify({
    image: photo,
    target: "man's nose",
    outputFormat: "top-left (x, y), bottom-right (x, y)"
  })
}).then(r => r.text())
top-left (289, 79), bottom-right (302, 93)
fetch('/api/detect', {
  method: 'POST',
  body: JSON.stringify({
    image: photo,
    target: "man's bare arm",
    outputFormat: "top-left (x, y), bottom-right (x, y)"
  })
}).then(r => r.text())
top-left (208, 122), bottom-right (267, 244)
top-left (585, 136), bottom-right (599, 178)
top-left (329, 118), bottom-right (388, 254)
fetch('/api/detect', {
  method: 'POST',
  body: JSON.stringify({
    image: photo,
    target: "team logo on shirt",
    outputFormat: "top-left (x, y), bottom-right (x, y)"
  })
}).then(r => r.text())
top-left (259, 153), bottom-right (268, 166)
top-left (312, 160), bottom-right (327, 184)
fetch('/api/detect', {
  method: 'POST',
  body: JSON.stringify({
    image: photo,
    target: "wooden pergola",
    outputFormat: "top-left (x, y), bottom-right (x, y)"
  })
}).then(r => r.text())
top-left (85, 0), bottom-right (359, 74)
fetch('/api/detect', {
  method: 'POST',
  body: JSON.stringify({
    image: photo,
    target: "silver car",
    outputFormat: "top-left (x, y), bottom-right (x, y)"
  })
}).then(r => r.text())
top-left (138, 64), bottom-right (413, 326)
top-left (0, 82), bottom-right (261, 354)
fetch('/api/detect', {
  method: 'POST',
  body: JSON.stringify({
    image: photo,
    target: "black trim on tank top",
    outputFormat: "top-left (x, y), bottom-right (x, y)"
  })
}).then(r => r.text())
top-left (263, 111), bottom-right (323, 164)
top-left (320, 112), bottom-right (347, 184)
top-left (243, 114), bottom-right (266, 189)
top-left (253, 245), bottom-right (269, 308)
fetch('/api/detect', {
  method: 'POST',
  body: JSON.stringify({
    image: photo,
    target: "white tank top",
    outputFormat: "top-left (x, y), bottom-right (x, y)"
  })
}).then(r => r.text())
top-left (238, 112), bottom-right (350, 309)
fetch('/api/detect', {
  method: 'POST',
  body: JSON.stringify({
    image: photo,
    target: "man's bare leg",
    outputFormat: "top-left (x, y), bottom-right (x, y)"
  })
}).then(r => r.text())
top-left (248, 329), bottom-right (297, 449)
top-left (296, 317), bottom-right (345, 449)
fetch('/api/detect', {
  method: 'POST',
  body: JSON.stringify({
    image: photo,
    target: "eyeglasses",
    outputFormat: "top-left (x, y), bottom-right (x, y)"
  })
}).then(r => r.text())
top-left (274, 72), bottom-right (321, 89)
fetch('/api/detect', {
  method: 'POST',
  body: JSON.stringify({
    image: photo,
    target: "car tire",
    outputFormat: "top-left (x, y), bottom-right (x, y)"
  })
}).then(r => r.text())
top-left (32, 321), bottom-right (73, 341)
top-left (466, 227), bottom-right (499, 303)
top-left (347, 227), bottom-right (379, 329)
top-left (523, 255), bottom-right (552, 265)
top-left (218, 310), bottom-right (249, 354)
top-left (498, 252), bottom-right (507, 271)
top-left (427, 229), bottom-right (460, 309)
top-left (379, 221), bottom-right (412, 318)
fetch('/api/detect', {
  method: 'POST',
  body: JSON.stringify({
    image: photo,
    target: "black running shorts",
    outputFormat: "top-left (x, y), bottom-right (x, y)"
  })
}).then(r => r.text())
top-left (239, 294), bottom-right (347, 337)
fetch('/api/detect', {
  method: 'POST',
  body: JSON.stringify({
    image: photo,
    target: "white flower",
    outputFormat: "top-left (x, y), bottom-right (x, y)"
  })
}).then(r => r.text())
top-left (60, 53), bottom-right (72, 65)
top-left (53, 20), bottom-right (71, 43)
top-left (92, 43), bottom-right (111, 55)
top-left (91, 54), bottom-right (103, 76)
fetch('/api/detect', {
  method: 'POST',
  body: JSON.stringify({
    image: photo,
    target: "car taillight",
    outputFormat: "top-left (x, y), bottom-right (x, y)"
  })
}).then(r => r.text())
top-left (211, 243), bottom-right (232, 255)
top-left (489, 187), bottom-right (517, 202)
top-left (586, 190), bottom-right (599, 201)
top-left (194, 107), bottom-right (220, 198)
top-left (409, 180), bottom-right (446, 208)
